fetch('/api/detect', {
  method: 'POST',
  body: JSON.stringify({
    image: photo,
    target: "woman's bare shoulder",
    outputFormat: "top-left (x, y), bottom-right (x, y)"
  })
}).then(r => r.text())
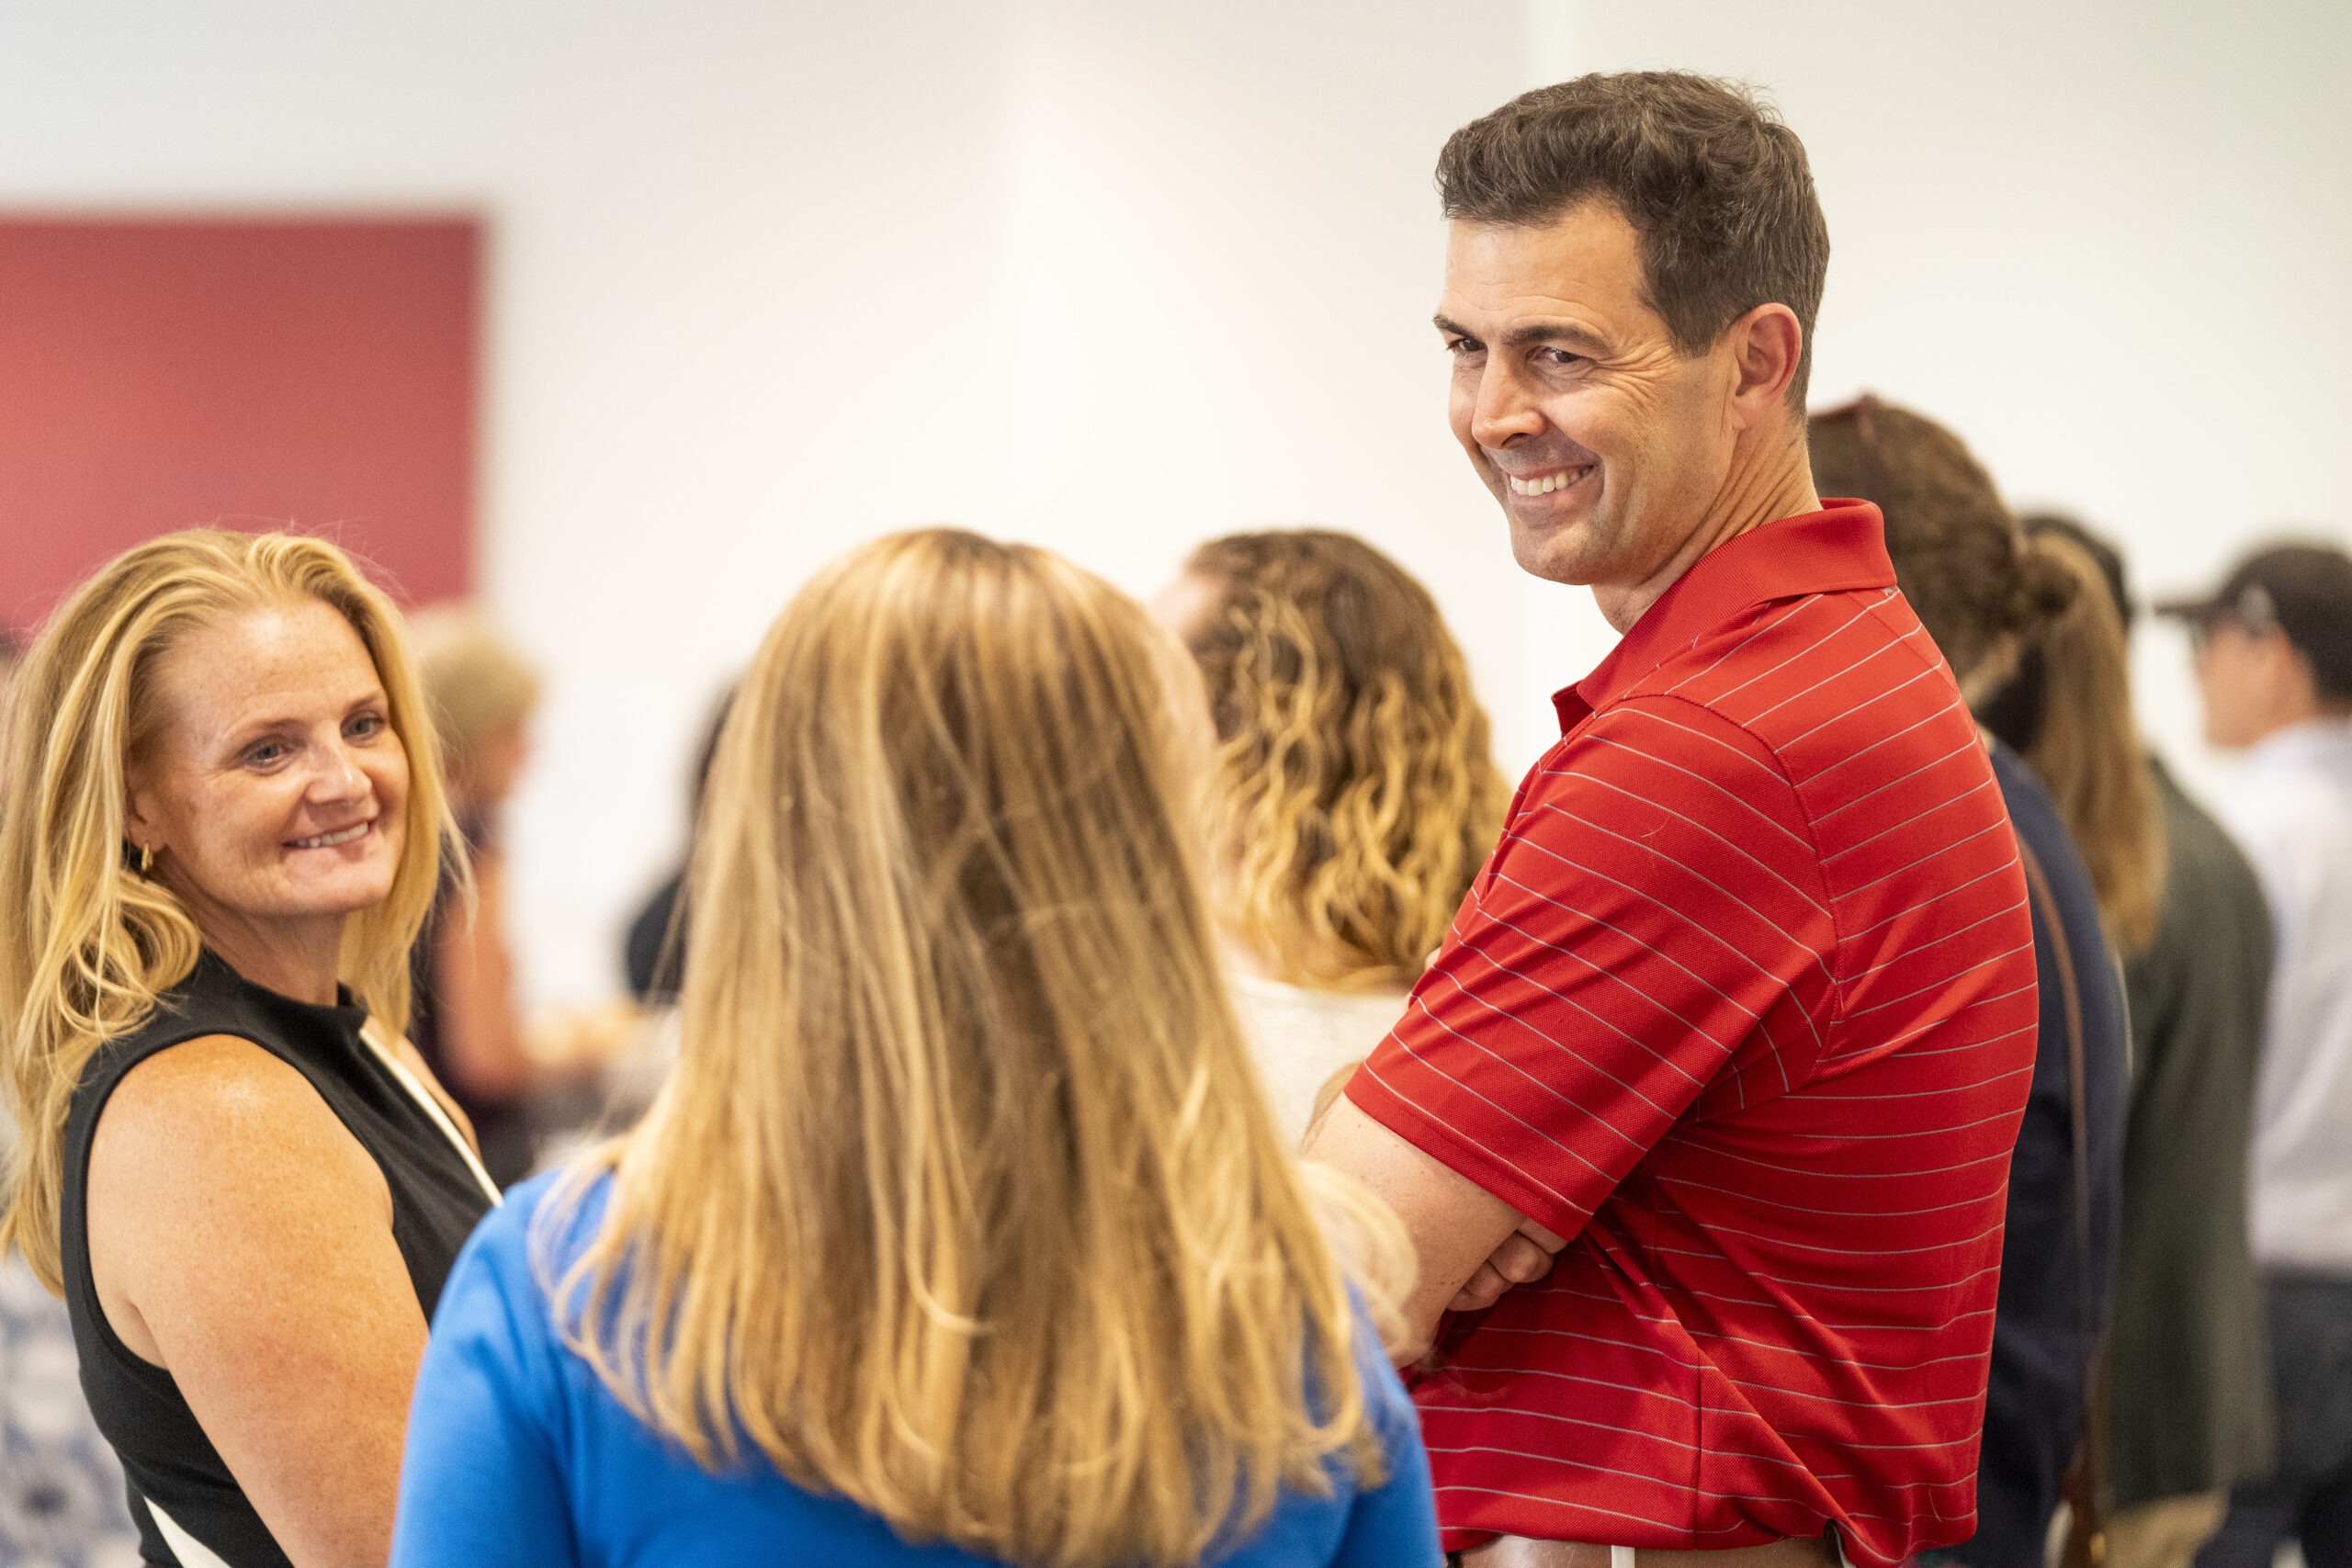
top-left (93, 1033), bottom-right (386, 1206)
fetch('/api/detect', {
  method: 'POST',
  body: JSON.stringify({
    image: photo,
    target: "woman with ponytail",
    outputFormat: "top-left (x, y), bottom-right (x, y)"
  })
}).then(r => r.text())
top-left (1984, 517), bottom-right (2274, 1568)
top-left (1978, 525), bottom-right (2165, 956)
top-left (1812, 400), bottom-right (2131, 1568)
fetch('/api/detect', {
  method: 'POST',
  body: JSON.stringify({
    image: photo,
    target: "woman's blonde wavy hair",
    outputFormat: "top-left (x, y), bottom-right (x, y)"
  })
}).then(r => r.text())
top-left (0, 529), bottom-right (456, 1292)
top-left (543, 528), bottom-right (1411, 1568)
top-left (1178, 531), bottom-right (1508, 989)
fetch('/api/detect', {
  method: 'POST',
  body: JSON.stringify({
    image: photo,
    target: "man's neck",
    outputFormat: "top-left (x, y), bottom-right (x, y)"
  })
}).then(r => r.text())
top-left (2237, 682), bottom-right (2352, 751)
top-left (2246, 705), bottom-right (2352, 749)
top-left (1591, 431), bottom-right (1821, 635)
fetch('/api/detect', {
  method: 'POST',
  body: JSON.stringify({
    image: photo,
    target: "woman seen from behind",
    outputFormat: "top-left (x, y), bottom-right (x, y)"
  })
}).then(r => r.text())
top-left (391, 528), bottom-right (1439, 1568)
top-left (1159, 531), bottom-right (1508, 1142)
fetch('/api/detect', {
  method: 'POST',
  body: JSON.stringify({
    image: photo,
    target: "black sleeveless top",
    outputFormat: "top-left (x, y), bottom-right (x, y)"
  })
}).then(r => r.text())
top-left (60, 951), bottom-right (496, 1567)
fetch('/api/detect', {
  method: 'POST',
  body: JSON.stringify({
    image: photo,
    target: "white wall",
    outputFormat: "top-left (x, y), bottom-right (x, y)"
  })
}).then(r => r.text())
top-left (3, 1), bottom-right (2344, 1007)
top-left (0, 0), bottom-right (1541, 1007)
top-left (1539, 0), bottom-right (2352, 802)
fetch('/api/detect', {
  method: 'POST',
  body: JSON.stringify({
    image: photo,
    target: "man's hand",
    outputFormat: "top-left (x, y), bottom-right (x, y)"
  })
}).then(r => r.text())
top-left (1448, 1217), bottom-right (1567, 1313)
top-left (1302, 1096), bottom-right (1533, 1362)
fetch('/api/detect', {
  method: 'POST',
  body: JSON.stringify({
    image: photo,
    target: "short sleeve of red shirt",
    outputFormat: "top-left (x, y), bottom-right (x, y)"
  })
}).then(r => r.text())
top-left (1351, 694), bottom-right (1834, 1241)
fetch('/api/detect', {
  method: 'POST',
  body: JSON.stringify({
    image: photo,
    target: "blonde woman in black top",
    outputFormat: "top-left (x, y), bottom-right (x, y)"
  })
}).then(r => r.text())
top-left (0, 531), bottom-right (498, 1568)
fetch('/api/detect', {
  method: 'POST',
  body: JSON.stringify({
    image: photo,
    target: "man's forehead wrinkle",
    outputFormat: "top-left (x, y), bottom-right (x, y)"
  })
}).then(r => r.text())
top-left (1440, 255), bottom-right (1634, 329)
top-left (1444, 211), bottom-right (1677, 358)
top-left (1500, 319), bottom-right (1611, 353)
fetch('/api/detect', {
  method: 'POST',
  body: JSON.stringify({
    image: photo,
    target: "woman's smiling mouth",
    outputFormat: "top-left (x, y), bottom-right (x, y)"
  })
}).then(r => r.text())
top-left (289, 821), bottom-right (371, 850)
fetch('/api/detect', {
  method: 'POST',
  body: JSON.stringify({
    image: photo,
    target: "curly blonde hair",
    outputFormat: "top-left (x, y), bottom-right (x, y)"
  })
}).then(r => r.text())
top-left (1180, 531), bottom-right (1509, 989)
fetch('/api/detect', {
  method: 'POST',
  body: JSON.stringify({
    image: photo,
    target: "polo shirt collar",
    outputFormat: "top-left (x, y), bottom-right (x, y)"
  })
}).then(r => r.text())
top-left (1554, 498), bottom-right (1894, 733)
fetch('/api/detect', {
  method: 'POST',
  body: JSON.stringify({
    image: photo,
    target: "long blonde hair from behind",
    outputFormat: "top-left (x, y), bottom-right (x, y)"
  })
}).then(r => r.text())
top-left (1179, 531), bottom-right (1509, 989)
top-left (546, 529), bottom-right (1411, 1568)
top-left (2001, 533), bottom-right (2166, 955)
top-left (0, 530), bottom-right (457, 1292)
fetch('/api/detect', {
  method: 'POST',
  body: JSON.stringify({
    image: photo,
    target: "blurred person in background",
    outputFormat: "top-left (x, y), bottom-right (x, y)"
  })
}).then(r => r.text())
top-left (1, 624), bottom-right (143, 1568)
top-left (390, 529), bottom-right (1441, 1568)
top-left (573, 685), bottom-right (739, 1143)
top-left (0, 532), bottom-right (498, 1568)
top-left (2156, 543), bottom-right (2352, 1568)
top-left (1977, 521), bottom-right (2165, 955)
top-left (1810, 398), bottom-right (2128, 1568)
top-left (1979, 516), bottom-right (2274, 1568)
top-left (621, 684), bottom-right (734, 1007)
top-left (408, 607), bottom-right (613, 1187)
top-left (1155, 530), bottom-right (1509, 1142)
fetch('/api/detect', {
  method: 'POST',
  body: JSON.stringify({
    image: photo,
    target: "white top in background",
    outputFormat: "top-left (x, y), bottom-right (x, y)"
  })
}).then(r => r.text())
top-left (1227, 970), bottom-right (1410, 1146)
top-left (2212, 717), bottom-right (2352, 1273)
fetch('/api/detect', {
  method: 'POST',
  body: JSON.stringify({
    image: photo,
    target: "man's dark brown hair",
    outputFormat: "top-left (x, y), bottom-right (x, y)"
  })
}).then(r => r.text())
top-left (1437, 71), bottom-right (1830, 403)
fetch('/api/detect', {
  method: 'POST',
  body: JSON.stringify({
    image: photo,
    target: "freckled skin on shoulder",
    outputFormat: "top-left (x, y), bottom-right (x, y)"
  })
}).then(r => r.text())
top-left (87, 1034), bottom-right (426, 1568)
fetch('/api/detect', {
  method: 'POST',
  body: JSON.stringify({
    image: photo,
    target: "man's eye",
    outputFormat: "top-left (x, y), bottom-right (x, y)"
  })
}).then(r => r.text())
top-left (1445, 338), bottom-right (1483, 357)
top-left (1539, 347), bottom-right (1587, 367)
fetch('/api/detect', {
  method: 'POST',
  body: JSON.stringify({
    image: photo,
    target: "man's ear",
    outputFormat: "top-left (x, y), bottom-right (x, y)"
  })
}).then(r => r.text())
top-left (2266, 626), bottom-right (2324, 705)
top-left (1724, 302), bottom-right (1804, 424)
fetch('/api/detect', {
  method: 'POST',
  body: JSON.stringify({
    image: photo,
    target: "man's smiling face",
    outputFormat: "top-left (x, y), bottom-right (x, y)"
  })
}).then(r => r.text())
top-left (1439, 200), bottom-right (1742, 591)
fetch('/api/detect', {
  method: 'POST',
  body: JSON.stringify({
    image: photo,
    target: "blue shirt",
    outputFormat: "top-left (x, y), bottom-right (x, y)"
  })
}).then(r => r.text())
top-left (391, 1171), bottom-right (1442, 1568)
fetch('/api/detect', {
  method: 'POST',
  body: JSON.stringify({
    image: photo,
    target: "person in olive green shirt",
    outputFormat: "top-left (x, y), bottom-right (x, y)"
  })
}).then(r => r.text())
top-left (1988, 517), bottom-right (2275, 1568)
top-left (2115, 759), bottom-right (2277, 1525)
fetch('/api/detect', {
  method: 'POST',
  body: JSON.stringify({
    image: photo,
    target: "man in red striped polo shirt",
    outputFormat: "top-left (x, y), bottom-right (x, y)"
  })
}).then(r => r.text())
top-left (1302, 73), bottom-right (2039, 1568)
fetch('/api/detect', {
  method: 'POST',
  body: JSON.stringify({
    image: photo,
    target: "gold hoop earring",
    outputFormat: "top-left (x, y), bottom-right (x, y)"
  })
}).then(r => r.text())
top-left (138, 844), bottom-right (153, 877)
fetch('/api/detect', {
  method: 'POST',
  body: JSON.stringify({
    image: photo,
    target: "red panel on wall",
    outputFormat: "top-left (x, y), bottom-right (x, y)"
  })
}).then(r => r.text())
top-left (0, 218), bottom-right (480, 637)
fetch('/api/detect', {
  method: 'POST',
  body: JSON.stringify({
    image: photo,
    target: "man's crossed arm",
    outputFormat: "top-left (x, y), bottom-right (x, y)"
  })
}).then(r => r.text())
top-left (1304, 1095), bottom-right (1566, 1362)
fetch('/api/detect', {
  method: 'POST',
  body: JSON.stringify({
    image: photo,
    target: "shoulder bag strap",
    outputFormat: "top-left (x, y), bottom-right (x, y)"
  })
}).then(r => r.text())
top-left (2018, 840), bottom-right (2106, 1568)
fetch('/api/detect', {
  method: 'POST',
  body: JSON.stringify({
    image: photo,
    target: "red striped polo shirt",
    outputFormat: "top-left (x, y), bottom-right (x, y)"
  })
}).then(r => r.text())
top-left (1346, 499), bottom-right (2038, 1566)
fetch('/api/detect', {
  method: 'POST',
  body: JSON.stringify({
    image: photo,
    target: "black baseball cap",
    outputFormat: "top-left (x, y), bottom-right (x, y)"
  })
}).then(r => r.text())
top-left (2155, 541), bottom-right (2352, 700)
